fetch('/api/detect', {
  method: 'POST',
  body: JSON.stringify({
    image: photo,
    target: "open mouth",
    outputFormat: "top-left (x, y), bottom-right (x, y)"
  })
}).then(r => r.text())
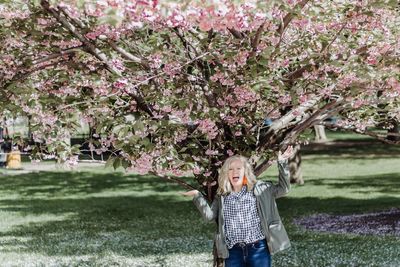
top-left (232, 176), bottom-right (240, 182)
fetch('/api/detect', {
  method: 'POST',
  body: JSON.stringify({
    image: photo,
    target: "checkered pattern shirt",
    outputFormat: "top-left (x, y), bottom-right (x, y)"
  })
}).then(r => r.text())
top-left (223, 186), bottom-right (265, 249)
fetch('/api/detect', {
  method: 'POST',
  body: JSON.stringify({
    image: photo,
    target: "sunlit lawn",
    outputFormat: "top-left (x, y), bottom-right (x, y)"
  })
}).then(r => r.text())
top-left (0, 137), bottom-right (399, 266)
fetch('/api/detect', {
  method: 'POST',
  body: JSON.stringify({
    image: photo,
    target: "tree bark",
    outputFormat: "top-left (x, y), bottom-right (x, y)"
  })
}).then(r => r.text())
top-left (387, 121), bottom-right (400, 142)
top-left (314, 124), bottom-right (328, 143)
top-left (289, 144), bottom-right (304, 185)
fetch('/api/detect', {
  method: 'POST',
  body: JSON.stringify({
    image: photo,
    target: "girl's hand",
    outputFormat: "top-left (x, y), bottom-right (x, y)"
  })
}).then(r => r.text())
top-left (181, 190), bottom-right (200, 197)
top-left (278, 145), bottom-right (294, 161)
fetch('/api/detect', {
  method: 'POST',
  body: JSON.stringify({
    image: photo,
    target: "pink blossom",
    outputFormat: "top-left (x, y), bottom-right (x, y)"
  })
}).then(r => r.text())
top-left (292, 18), bottom-right (309, 29)
top-left (134, 153), bottom-right (153, 174)
top-left (199, 19), bottom-right (212, 31)
top-left (217, 98), bottom-right (226, 106)
top-left (174, 130), bottom-right (187, 143)
top-left (278, 94), bottom-right (291, 105)
top-left (161, 105), bottom-right (172, 113)
top-left (387, 77), bottom-right (400, 90)
top-left (86, 32), bottom-right (100, 40)
top-left (219, 76), bottom-right (235, 86)
top-left (299, 94), bottom-right (309, 104)
top-left (40, 114), bottom-right (58, 125)
top-left (142, 9), bottom-right (157, 22)
top-left (234, 131), bottom-right (242, 136)
top-left (171, 168), bottom-right (184, 176)
top-left (338, 73), bottom-right (359, 88)
top-left (235, 51), bottom-right (249, 67)
top-left (321, 86), bottom-right (334, 97)
top-left (222, 115), bottom-right (239, 126)
top-left (148, 53), bottom-right (163, 69)
top-left (204, 171), bottom-right (212, 177)
top-left (166, 12), bottom-right (186, 27)
top-left (37, 18), bottom-right (51, 26)
top-left (292, 109), bottom-right (302, 117)
top-left (111, 59), bottom-right (125, 72)
top-left (211, 71), bottom-right (224, 82)
top-left (52, 40), bottom-right (82, 49)
top-left (193, 166), bottom-right (201, 175)
top-left (66, 155), bottom-right (79, 167)
top-left (205, 149), bottom-right (219, 156)
top-left (366, 56), bottom-right (377, 65)
top-left (226, 86), bottom-right (259, 108)
top-left (56, 86), bottom-right (78, 96)
top-left (171, 109), bottom-right (191, 124)
top-left (227, 150), bottom-right (234, 157)
top-left (313, 23), bottom-right (327, 33)
top-left (352, 99), bottom-right (365, 108)
top-left (163, 61), bottom-right (181, 76)
top-left (197, 119), bottom-right (218, 140)
top-left (280, 59), bottom-right (290, 67)
top-left (114, 79), bottom-right (128, 89)
top-left (379, 44), bottom-right (391, 54)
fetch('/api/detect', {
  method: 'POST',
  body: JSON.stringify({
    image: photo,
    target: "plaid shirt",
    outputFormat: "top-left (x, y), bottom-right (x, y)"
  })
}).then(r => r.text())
top-left (223, 186), bottom-right (265, 249)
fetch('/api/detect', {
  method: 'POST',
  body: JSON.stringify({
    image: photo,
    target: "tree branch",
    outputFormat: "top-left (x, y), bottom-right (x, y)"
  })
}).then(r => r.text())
top-left (274, 0), bottom-right (310, 50)
top-left (41, 0), bottom-right (121, 76)
top-left (249, 22), bottom-right (266, 58)
top-left (151, 172), bottom-right (198, 191)
top-left (268, 95), bottom-right (323, 133)
top-left (108, 40), bottom-right (150, 68)
top-left (32, 46), bottom-right (84, 65)
top-left (1, 59), bottom-right (66, 101)
top-left (254, 158), bottom-right (274, 177)
top-left (228, 28), bottom-right (244, 39)
top-left (279, 97), bottom-right (344, 147)
top-left (277, 0), bottom-right (310, 34)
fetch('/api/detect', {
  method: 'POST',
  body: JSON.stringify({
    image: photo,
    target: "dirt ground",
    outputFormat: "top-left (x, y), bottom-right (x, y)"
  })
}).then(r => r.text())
top-left (294, 208), bottom-right (400, 236)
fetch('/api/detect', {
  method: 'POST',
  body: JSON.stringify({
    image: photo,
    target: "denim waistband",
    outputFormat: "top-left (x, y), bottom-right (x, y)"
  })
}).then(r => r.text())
top-left (233, 239), bottom-right (266, 248)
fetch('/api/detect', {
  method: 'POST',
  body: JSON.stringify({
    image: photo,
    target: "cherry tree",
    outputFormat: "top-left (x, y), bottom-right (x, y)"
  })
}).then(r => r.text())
top-left (1, 0), bottom-right (399, 197)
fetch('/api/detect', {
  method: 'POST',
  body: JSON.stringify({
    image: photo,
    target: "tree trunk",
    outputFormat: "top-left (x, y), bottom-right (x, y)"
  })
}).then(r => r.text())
top-left (289, 144), bottom-right (304, 185)
top-left (27, 115), bottom-right (33, 142)
top-left (314, 124), bottom-right (328, 143)
top-left (387, 121), bottom-right (400, 141)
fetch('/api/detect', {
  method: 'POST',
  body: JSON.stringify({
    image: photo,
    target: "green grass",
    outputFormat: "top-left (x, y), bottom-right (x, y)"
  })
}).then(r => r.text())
top-left (0, 139), bottom-right (400, 266)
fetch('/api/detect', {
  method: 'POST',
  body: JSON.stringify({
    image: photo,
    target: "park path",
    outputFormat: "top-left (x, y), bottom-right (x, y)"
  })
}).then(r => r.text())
top-left (0, 161), bottom-right (105, 175)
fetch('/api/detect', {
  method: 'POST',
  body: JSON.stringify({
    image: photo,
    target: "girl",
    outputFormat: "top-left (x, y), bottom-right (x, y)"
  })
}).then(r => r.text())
top-left (183, 147), bottom-right (293, 267)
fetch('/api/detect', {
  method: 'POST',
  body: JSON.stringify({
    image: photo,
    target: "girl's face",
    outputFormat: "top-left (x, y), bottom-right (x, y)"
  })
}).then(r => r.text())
top-left (228, 159), bottom-right (245, 191)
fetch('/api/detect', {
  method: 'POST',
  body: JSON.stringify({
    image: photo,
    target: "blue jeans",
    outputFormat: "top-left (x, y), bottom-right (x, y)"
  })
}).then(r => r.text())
top-left (225, 239), bottom-right (271, 267)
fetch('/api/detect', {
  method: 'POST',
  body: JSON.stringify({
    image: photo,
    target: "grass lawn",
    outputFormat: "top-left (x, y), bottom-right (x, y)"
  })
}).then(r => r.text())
top-left (0, 138), bottom-right (399, 266)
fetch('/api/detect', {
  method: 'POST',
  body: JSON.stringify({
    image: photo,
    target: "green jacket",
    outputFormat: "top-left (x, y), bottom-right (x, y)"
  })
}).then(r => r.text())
top-left (192, 160), bottom-right (291, 258)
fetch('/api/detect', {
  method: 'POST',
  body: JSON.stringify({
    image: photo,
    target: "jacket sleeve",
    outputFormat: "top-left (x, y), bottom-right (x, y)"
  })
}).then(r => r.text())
top-left (192, 192), bottom-right (219, 222)
top-left (271, 159), bottom-right (291, 198)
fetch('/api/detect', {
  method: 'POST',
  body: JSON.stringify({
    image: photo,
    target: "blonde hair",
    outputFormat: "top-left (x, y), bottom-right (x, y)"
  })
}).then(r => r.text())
top-left (217, 155), bottom-right (257, 195)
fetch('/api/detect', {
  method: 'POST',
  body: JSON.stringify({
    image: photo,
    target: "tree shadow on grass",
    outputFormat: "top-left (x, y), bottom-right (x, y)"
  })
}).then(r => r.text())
top-left (0, 194), bottom-right (399, 259)
top-left (0, 171), bottom-right (210, 259)
top-left (304, 173), bottom-right (400, 195)
top-left (0, 194), bottom-right (214, 258)
top-left (301, 140), bottom-right (400, 159)
top-left (0, 171), bottom-right (195, 198)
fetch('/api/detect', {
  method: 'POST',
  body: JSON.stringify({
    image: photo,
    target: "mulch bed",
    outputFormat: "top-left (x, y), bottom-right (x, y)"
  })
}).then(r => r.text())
top-left (294, 208), bottom-right (400, 236)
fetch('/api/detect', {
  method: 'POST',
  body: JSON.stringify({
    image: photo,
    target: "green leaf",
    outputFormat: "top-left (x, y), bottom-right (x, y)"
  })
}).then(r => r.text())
top-left (121, 159), bottom-right (130, 169)
top-left (133, 120), bottom-right (145, 132)
top-left (105, 157), bottom-right (115, 168)
top-left (113, 157), bottom-right (122, 169)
